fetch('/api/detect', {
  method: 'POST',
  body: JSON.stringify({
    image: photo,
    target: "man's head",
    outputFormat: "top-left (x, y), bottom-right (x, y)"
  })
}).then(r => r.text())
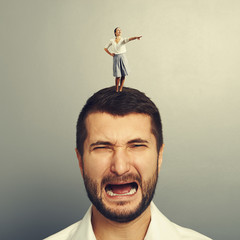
top-left (76, 86), bottom-right (163, 157)
top-left (76, 86), bottom-right (163, 222)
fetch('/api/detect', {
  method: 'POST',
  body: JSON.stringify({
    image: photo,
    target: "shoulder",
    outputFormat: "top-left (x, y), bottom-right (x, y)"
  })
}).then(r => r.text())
top-left (43, 206), bottom-right (94, 240)
top-left (43, 220), bottom-right (82, 240)
top-left (172, 223), bottom-right (212, 240)
top-left (150, 203), bottom-right (212, 240)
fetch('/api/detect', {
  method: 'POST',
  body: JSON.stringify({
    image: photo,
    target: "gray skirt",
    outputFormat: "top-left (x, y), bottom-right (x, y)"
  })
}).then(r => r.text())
top-left (113, 54), bottom-right (129, 77)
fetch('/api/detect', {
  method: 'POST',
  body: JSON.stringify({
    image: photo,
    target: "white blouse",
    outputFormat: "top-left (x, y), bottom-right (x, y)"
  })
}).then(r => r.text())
top-left (105, 37), bottom-right (130, 54)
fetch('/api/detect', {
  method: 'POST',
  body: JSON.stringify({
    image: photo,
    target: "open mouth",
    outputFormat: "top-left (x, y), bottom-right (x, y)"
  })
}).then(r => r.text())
top-left (105, 182), bottom-right (138, 197)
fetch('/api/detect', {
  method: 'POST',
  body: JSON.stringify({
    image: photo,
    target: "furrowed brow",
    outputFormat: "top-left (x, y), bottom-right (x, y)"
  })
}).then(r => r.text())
top-left (127, 138), bottom-right (149, 144)
top-left (90, 141), bottom-right (113, 148)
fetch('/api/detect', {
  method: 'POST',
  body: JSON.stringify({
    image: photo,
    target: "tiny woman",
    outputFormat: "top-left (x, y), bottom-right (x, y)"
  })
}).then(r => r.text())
top-left (104, 27), bottom-right (142, 92)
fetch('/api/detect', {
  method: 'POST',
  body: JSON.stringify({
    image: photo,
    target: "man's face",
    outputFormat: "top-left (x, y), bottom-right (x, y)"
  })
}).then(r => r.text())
top-left (76, 112), bottom-right (163, 222)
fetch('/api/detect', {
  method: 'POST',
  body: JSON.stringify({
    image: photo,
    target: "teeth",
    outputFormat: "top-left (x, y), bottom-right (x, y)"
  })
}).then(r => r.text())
top-left (106, 188), bottom-right (137, 197)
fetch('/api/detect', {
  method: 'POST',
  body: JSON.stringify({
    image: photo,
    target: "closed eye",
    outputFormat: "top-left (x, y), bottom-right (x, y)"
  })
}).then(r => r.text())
top-left (90, 141), bottom-right (113, 152)
top-left (129, 144), bottom-right (148, 148)
top-left (127, 138), bottom-right (149, 150)
top-left (91, 145), bottom-right (114, 153)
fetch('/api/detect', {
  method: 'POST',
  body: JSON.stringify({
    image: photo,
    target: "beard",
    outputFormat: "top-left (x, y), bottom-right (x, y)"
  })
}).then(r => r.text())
top-left (82, 166), bottom-right (158, 223)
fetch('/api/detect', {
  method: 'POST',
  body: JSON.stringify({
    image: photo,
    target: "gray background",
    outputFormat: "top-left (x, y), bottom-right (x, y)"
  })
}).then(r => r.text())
top-left (1, 0), bottom-right (239, 239)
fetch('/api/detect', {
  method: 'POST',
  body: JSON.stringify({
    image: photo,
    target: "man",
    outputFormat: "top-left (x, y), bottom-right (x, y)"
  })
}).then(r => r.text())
top-left (44, 86), bottom-right (212, 240)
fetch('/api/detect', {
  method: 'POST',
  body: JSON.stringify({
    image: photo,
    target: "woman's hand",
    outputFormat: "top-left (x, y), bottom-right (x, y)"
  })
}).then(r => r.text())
top-left (129, 36), bottom-right (142, 41)
top-left (104, 48), bottom-right (115, 57)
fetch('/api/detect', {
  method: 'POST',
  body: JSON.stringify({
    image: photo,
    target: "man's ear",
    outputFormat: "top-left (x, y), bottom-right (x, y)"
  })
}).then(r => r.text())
top-left (158, 144), bottom-right (164, 173)
top-left (75, 148), bottom-right (84, 177)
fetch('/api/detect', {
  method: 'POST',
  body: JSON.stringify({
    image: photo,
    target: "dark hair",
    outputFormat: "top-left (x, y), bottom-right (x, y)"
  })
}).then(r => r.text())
top-left (114, 27), bottom-right (119, 36)
top-left (76, 86), bottom-right (163, 157)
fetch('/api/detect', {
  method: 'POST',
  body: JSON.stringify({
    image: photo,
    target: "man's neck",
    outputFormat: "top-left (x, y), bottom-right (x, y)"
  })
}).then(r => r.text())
top-left (91, 206), bottom-right (151, 240)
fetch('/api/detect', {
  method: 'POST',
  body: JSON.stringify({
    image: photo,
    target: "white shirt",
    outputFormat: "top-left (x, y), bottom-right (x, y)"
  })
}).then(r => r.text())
top-left (43, 202), bottom-right (212, 240)
top-left (105, 37), bottom-right (130, 54)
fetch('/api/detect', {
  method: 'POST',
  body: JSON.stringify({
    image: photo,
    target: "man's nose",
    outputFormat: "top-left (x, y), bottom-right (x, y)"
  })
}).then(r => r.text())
top-left (110, 148), bottom-right (130, 176)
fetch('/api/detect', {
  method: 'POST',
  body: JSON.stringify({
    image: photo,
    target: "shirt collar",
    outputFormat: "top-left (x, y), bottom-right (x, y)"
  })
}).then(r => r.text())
top-left (71, 206), bottom-right (96, 240)
top-left (144, 202), bottom-right (181, 240)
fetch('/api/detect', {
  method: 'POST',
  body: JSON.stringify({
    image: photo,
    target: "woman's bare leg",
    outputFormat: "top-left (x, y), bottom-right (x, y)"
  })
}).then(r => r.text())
top-left (119, 77), bottom-right (125, 92)
top-left (115, 77), bottom-right (120, 92)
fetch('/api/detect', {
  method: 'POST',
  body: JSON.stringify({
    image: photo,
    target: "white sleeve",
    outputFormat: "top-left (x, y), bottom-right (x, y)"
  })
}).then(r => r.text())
top-left (123, 38), bottom-right (130, 44)
top-left (104, 40), bottom-right (112, 49)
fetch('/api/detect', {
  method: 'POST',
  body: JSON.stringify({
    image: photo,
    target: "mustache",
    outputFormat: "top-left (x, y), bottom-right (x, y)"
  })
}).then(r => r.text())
top-left (101, 173), bottom-right (142, 186)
